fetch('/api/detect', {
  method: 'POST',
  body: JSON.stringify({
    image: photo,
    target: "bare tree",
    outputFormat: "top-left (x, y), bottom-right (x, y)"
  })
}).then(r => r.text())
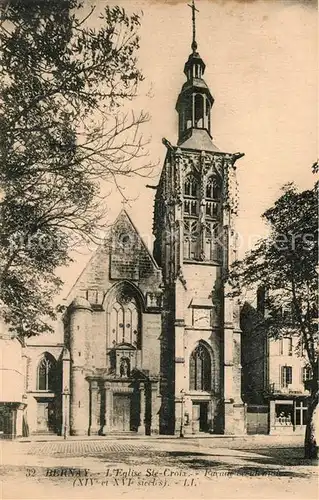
top-left (0, 0), bottom-right (154, 335)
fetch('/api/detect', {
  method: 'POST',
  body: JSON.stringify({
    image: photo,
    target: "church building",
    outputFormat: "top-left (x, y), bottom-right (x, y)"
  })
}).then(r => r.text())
top-left (0, 3), bottom-right (246, 438)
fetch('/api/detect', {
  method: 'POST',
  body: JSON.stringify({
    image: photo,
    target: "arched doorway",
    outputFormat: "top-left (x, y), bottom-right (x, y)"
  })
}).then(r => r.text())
top-left (35, 353), bottom-right (61, 434)
top-left (189, 343), bottom-right (213, 433)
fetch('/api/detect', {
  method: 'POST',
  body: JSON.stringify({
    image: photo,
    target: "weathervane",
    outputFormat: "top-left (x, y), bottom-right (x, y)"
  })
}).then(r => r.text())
top-left (188, 0), bottom-right (199, 53)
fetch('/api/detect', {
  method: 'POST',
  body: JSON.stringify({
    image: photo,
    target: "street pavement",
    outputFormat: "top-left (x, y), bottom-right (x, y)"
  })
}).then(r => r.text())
top-left (1, 435), bottom-right (318, 499)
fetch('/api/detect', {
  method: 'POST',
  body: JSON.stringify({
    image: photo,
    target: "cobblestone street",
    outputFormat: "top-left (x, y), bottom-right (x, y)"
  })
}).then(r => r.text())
top-left (1, 435), bottom-right (318, 499)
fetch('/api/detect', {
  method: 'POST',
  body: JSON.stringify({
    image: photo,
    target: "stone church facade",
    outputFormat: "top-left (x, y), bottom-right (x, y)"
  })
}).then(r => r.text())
top-left (62, 210), bottom-right (164, 436)
top-left (0, 20), bottom-right (246, 438)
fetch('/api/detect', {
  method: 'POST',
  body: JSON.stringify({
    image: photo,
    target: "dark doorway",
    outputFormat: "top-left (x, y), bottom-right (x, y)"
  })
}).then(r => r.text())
top-left (199, 402), bottom-right (209, 432)
top-left (192, 401), bottom-right (209, 433)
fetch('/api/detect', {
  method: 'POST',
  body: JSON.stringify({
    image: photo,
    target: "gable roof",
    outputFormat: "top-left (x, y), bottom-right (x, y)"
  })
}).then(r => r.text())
top-left (65, 209), bottom-right (159, 302)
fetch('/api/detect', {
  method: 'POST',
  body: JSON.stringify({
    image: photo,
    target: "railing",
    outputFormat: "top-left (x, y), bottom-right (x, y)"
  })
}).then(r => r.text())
top-left (268, 383), bottom-right (309, 395)
top-left (275, 416), bottom-right (292, 426)
top-left (205, 201), bottom-right (220, 218)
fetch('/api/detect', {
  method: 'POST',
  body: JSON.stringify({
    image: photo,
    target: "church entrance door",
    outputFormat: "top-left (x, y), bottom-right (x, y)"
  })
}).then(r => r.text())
top-left (192, 402), bottom-right (209, 433)
top-left (36, 400), bottom-right (56, 434)
top-left (112, 394), bottom-right (132, 432)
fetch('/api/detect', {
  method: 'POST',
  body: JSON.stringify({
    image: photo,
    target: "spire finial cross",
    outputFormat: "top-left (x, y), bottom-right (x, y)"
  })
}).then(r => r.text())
top-left (188, 0), bottom-right (199, 53)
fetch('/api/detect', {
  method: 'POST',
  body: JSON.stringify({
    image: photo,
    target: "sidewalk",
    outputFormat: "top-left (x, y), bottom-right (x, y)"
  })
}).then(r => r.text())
top-left (12, 432), bottom-right (305, 447)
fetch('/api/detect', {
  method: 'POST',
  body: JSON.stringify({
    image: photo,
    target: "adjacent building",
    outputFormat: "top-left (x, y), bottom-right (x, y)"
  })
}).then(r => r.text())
top-left (0, 317), bottom-right (26, 439)
top-left (241, 291), bottom-right (312, 435)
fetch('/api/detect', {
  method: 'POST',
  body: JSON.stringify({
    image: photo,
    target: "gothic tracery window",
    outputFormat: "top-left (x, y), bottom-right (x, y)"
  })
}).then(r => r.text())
top-left (204, 222), bottom-right (221, 262)
top-left (189, 344), bottom-right (212, 391)
top-left (37, 354), bottom-right (56, 391)
top-left (184, 174), bottom-right (199, 198)
top-left (110, 288), bottom-right (140, 348)
top-left (183, 219), bottom-right (199, 260)
top-left (206, 175), bottom-right (221, 200)
top-left (184, 174), bottom-right (199, 216)
top-left (205, 175), bottom-right (221, 219)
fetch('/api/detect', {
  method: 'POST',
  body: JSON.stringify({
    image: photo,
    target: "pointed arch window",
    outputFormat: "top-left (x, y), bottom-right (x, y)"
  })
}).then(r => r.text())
top-left (206, 175), bottom-right (221, 219)
top-left (204, 222), bottom-right (222, 262)
top-left (184, 174), bottom-right (199, 197)
top-left (184, 174), bottom-right (199, 216)
top-left (183, 219), bottom-right (199, 260)
top-left (110, 291), bottom-right (141, 348)
top-left (37, 354), bottom-right (56, 391)
top-left (206, 175), bottom-right (221, 200)
top-left (189, 344), bottom-right (212, 391)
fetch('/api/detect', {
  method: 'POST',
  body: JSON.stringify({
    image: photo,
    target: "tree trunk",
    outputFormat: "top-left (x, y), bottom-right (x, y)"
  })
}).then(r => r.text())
top-left (304, 387), bottom-right (318, 459)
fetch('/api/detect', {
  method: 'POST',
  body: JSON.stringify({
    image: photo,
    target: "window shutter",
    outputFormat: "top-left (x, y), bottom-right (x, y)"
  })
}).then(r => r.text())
top-left (287, 366), bottom-right (292, 385)
top-left (279, 339), bottom-right (283, 356)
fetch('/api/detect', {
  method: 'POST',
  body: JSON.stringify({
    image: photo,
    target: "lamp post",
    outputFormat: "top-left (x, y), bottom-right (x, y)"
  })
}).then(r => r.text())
top-left (62, 386), bottom-right (69, 440)
top-left (180, 389), bottom-right (185, 438)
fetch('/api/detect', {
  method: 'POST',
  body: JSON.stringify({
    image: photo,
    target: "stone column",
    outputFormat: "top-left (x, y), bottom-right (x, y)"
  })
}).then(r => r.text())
top-left (223, 280), bottom-right (235, 435)
top-left (150, 382), bottom-right (159, 435)
top-left (70, 367), bottom-right (89, 436)
top-left (138, 382), bottom-right (146, 435)
top-left (101, 383), bottom-right (112, 435)
top-left (62, 388), bottom-right (70, 438)
top-left (88, 380), bottom-right (100, 435)
top-left (208, 399), bottom-right (214, 434)
top-left (62, 347), bottom-right (71, 437)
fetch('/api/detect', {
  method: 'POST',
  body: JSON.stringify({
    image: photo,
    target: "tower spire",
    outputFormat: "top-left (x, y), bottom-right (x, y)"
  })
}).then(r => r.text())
top-left (188, 0), bottom-right (199, 53)
top-left (175, 0), bottom-right (216, 149)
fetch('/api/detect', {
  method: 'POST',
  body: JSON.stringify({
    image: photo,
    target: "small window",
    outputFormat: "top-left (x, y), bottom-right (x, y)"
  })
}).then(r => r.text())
top-left (302, 366), bottom-right (312, 382)
top-left (279, 337), bottom-right (293, 356)
top-left (281, 366), bottom-right (292, 388)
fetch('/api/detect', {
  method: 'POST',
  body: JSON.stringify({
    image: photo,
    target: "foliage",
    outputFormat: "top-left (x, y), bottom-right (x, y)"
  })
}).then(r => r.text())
top-left (232, 181), bottom-right (318, 370)
top-left (0, 0), bottom-right (153, 336)
top-left (231, 178), bottom-right (318, 458)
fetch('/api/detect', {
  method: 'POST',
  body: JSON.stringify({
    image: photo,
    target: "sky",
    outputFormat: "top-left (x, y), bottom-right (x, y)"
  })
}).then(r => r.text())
top-left (60, 0), bottom-right (317, 299)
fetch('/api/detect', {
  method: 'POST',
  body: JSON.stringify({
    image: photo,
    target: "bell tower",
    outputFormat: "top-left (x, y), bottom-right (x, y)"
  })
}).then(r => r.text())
top-left (176, 1), bottom-right (214, 147)
top-left (153, 0), bottom-right (246, 435)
